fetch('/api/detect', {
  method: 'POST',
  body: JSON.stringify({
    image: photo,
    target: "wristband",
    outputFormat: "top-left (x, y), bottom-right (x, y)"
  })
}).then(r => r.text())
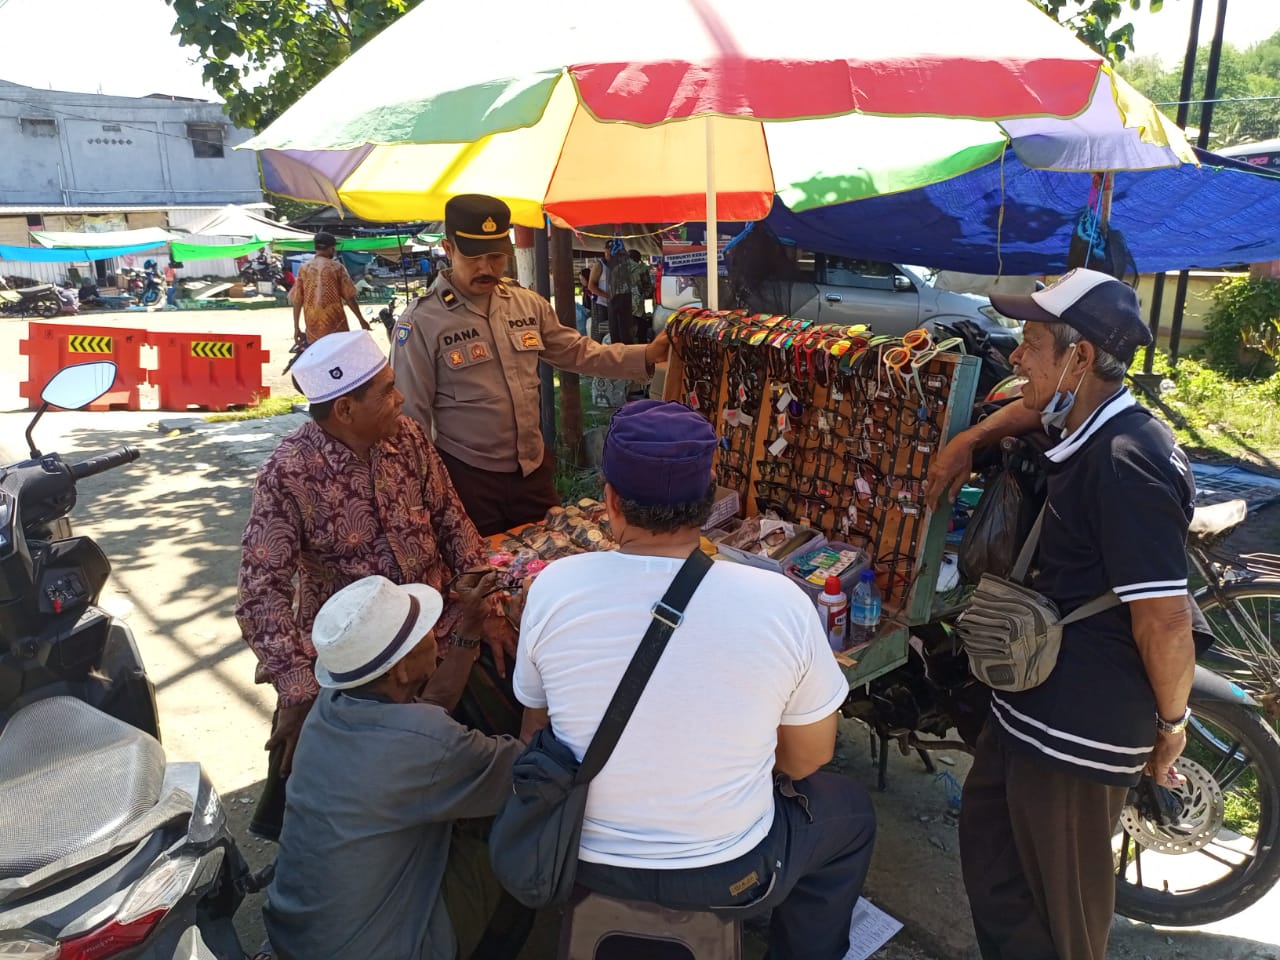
top-left (449, 631), bottom-right (483, 650)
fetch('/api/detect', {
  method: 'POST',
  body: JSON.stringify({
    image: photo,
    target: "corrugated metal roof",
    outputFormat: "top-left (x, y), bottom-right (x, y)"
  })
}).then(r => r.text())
top-left (0, 203), bottom-right (271, 215)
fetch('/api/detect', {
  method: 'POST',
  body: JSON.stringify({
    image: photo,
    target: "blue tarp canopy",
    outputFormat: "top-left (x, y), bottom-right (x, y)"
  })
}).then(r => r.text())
top-left (762, 149), bottom-right (1280, 275)
top-left (0, 241), bottom-right (167, 263)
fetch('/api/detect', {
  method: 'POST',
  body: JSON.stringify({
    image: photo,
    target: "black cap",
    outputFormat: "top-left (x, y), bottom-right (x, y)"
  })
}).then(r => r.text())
top-left (989, 268), bottom-right (1152, 365)
top-left (314, 231), bottom-right (337, 249)
top-left (444, 194), bottom-right (515, 258)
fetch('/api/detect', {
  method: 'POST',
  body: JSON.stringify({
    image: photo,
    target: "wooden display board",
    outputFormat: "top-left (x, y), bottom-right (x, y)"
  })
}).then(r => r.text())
top-left (663, 309), bottom-right (980, 686)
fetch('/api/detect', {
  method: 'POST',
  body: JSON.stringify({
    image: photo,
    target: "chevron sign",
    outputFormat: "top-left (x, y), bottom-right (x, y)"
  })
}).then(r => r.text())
top-left (191, 341), bottom-right (234, 359)
top-left (67, 334), bottom-right (113, 354)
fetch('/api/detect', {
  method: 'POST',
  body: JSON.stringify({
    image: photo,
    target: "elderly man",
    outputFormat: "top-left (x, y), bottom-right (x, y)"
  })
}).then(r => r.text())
top-left (925, 268), bottom-right (1197, 960)
top-left (265, 574), bottom-right (525, 960)
top-left (236, 330), bottom-right (515, 841)
top-left (513, 400), bottom-right (876, 960)
top-left (390, 194), bottom-right (671, 536)
top-left (290, 232), bottom-right (370, 343)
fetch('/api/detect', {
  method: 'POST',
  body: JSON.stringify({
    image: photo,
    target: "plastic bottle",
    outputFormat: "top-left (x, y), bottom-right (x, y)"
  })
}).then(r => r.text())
top-left (817, 575), bottom-right (849, 653)
top-left (848, 569), bottom-right (882, 646)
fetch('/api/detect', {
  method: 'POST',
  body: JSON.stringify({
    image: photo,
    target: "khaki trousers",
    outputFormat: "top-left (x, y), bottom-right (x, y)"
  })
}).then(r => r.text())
top-left (959, 722), bottom-right (1129, 960)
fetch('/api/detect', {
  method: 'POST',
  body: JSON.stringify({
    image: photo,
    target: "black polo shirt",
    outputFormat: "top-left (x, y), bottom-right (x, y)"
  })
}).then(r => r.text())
top-left (989, 388), bottom-right (1195, 786)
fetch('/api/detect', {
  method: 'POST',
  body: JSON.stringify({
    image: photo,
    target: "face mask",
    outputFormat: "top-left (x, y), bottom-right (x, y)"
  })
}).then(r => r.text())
top-left (1040, 343), bottom-right (1084, 435)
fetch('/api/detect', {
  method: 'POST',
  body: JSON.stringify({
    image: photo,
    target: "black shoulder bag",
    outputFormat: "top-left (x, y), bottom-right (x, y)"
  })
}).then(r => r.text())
top-left (488, 548), bottom-right (713, 908)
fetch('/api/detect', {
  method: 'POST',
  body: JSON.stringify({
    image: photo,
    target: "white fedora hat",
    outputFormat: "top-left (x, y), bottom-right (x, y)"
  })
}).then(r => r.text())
top-left (312, 576), bottom-right (444, 689)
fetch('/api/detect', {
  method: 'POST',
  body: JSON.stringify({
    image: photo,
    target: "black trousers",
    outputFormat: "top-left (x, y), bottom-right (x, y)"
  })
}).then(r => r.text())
top-left (576, 772), bottom-right (876, 960)
top-left (960, 722), bottom-right (1129, 960)
top-left (437, 447), bottom-right (559, 537)
top-left (607, 293), bottom-right (634, 345)
top-left (591, 303), bottom-right (610, 341)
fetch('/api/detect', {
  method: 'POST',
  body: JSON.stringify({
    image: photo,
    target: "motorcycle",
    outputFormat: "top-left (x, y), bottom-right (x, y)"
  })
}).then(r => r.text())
top-left (375, 296), bottom-right (401, 339)
top-left (842, 373), bottom-right (1280, 925)
top-left (0, 362), bottom-right (252, 958)
top-left (139, 260), bottom-right (164, 307)
top-left (239, 253), bottom-right (282, 288)
top-left (0, 282), bottom-right (63, 319)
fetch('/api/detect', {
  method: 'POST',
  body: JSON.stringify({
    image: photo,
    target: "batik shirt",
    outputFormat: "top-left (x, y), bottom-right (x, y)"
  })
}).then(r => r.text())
top-left (290, 255), bottom-right (357, 340)
top-left (236, 417), bottom-right (488, 707)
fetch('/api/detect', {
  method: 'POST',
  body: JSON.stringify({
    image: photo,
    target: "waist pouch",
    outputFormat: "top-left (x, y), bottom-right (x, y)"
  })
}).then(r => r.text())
top-left (956, 506), bottom-right (1119, 692)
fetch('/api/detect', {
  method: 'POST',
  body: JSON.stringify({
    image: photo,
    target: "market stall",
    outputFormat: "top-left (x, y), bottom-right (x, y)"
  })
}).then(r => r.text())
top-left (660, 307), bottom-right (979, 686)
top-left (474, 308), bottom-right (978, 691)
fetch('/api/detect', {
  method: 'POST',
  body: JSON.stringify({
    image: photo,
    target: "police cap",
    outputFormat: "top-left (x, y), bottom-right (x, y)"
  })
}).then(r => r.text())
top-left (444, 194), bottom-right (515, 258)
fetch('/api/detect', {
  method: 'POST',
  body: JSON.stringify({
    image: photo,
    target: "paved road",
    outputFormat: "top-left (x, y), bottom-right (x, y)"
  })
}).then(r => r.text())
top-left (3, 310), bottom-right (1279, 958)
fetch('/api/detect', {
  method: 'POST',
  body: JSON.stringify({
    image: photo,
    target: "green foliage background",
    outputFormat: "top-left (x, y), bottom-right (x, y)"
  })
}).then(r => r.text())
top-left (1120, 31), bottom-right (1280, 147)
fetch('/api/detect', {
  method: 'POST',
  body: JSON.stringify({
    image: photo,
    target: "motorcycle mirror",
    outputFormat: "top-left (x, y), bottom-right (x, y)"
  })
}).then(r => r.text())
top-left (26, 361), bottom-right (119, 458)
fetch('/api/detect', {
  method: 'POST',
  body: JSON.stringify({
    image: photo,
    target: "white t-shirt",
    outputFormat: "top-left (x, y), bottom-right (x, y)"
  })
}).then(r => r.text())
top-left (513, 551), bottom-right (849, 869)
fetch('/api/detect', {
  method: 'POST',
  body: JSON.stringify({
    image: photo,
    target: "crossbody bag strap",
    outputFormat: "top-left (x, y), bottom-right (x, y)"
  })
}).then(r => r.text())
top-left (1008, 503), bottom-right (1120, 621)
top-left (1010, 504), bottom-right (1047, 585)
top-left (1058, 590), bottom-right (1122, 625)
top-left (574, 548), bottom-right (714, 785)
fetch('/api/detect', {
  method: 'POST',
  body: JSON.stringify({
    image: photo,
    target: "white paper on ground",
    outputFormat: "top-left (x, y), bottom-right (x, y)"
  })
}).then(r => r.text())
top-left (842, 897), bottom-right (903, 960)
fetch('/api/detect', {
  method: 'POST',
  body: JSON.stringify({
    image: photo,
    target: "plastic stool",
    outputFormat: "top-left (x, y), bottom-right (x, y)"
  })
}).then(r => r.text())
top-left (558, 888), bottom-right (743, 960)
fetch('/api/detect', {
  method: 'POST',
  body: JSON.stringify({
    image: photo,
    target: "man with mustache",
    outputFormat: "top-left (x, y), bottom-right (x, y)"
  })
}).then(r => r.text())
top-left (391, 194), bottom-right (671, 535)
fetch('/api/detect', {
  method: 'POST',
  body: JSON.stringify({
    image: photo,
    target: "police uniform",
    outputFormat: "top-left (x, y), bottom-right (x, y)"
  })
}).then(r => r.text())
top-left (391, 200), bottom-right (650, 535)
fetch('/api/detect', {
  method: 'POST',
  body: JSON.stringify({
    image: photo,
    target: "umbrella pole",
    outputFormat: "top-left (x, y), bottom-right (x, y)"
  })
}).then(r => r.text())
top-left (705, 117), bottom-right (719, 312)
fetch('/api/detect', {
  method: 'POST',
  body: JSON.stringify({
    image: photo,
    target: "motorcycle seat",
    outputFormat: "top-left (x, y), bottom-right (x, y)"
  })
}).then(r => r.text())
top-left (1189, 498), bottom-right (1248, 544)
top-left (0, 696), bottom-right (165, 880)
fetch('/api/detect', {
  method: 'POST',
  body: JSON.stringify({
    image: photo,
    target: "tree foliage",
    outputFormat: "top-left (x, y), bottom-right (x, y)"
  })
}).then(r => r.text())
top-left (1030, 0), bottom-right (1164, 62)
top-left (1121, 32), bottom-right (1280, 147)
top-left (166, 0), bottom-right (422, 132)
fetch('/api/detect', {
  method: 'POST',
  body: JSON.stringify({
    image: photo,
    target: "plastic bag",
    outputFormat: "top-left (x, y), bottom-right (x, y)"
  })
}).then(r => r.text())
top-left (957, 467), bottom-right (1041, 583)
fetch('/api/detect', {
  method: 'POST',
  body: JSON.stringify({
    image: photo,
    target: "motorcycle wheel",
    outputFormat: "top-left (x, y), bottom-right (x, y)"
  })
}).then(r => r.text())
top-left (142, 288), bottom-right (160, 306)
top-left (33, 297), bottom-right (59, 318)
top-left (1113, 698), bottom-right (1280, 926)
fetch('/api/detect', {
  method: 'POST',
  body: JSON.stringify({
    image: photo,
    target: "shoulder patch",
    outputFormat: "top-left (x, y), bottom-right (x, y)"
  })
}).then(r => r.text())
top-left (394, 321), bottom-right (412, 345)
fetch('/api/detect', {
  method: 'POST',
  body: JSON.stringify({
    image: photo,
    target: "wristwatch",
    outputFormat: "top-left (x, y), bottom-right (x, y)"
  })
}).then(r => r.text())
top-left (1155, 706), bottom-right (1192, 735)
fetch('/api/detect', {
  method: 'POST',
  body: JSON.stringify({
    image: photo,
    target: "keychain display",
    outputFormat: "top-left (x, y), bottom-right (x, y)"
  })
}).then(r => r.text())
top-left (667, 306), bottom-right (970, 612)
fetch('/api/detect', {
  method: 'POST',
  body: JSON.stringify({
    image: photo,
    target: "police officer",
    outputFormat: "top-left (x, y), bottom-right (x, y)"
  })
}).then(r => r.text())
top-left (391, 194), bottom-right (670, 536)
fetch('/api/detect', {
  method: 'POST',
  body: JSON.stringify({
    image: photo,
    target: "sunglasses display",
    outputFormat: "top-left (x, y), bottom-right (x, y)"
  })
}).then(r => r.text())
top-left (667, 307), bottom-right (976, 614)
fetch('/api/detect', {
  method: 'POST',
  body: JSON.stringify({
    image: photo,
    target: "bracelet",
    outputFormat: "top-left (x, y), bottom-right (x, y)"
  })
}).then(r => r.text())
top-left (449, 631), bottom-right (483, 650)
top-left (1155, 706), bottom-right (1191, 735)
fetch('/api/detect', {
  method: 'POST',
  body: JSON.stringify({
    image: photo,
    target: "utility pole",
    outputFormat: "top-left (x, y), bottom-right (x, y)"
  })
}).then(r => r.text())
top-left (551, 226), bottom-right (584, 465)
top-left (1145, 0), bottom-right (1206, 373)
top-left (1166, 0), bottom-right (1230, 366)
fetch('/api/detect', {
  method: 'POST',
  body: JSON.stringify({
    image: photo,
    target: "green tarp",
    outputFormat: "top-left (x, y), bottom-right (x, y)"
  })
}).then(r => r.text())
top-left (171, 234), bottom-right (440, 262)
top-left (171, 239), bottom-right (269, 261)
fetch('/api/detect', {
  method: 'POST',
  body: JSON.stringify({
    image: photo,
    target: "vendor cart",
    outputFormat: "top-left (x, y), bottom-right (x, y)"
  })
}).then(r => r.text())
top-left (661, 308), bottom-right (980, 688)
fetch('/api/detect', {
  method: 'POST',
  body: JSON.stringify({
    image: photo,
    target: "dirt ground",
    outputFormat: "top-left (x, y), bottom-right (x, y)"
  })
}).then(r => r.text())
top-left (3, 310), bottom-right (1279, 959)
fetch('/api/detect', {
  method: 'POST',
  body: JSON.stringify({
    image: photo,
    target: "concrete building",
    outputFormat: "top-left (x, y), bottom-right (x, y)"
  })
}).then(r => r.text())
top-left (0, 80), bottom-right (265, 282)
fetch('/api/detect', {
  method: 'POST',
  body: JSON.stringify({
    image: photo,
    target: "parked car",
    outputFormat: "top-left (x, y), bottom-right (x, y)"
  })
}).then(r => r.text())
top-left (655, 249), bottom-right (1022, 358)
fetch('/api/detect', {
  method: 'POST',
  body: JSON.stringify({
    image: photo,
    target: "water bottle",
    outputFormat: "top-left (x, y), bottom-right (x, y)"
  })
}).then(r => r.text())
top-left (848, 569), bottom-right (882, 646)
top-left (817, 575), bottom-right (848, 653)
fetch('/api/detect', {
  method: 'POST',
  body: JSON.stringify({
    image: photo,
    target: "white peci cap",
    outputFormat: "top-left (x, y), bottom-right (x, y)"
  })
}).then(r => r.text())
top-left (293, 330), bottom-right (387, 404)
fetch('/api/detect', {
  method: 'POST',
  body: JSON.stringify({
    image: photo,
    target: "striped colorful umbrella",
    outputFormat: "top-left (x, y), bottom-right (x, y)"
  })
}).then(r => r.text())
top-left (244, 0), bottom-right (1194, 303)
